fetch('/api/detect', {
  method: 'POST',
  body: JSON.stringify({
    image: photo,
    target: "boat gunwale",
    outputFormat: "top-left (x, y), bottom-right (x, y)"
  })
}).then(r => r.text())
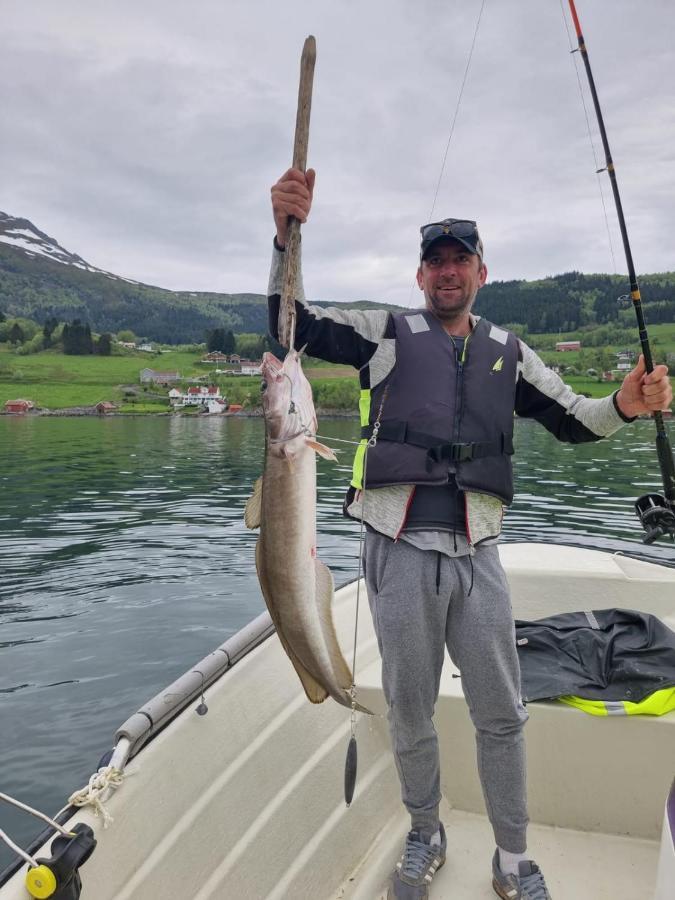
top-left (0, 576), bottom-right (360, 888)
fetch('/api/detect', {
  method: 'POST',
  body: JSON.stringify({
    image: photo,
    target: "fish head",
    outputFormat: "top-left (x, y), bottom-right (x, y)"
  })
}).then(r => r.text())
top-left (260, 350), bottom-right (317, 458)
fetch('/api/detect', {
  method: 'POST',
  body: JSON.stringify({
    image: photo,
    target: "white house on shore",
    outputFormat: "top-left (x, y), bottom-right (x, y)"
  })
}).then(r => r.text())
top-left (168, 386), bottom-right (226, 414)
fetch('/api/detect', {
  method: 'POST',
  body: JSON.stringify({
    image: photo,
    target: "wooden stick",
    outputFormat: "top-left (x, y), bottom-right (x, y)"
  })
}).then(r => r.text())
top-left (279, 35), bottom-right (316, 350)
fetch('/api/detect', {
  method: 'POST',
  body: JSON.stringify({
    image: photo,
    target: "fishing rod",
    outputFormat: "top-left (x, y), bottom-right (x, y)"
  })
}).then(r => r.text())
top-left (567, 0), bottom-right (675, 544)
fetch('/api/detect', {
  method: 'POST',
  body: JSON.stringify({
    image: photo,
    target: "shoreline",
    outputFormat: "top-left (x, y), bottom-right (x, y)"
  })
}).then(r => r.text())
top-left (0, 407), bottom-right (360, 419)
top-left (2, 407), bottom-right (668, 421)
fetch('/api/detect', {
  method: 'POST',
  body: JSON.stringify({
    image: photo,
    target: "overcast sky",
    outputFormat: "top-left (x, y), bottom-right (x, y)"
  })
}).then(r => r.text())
top-left (2, 0), bottom-right (674, 308)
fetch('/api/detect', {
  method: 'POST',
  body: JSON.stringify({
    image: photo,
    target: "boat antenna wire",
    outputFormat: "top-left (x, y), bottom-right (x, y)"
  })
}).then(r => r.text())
top-left (566, 0), bottom-right (675, 544)
top-left (406, 0), bottom-right (486, 307)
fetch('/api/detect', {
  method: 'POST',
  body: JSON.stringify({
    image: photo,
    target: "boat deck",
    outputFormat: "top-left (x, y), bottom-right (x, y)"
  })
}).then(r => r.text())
top-left (1, 545), bottom-right (673, 899)
top-left (338, 801), bottom-right (660, 899)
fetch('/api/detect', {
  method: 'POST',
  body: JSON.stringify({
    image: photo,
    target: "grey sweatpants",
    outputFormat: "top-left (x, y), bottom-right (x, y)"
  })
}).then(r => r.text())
top-left (363, 530), bottom-right (529, 852)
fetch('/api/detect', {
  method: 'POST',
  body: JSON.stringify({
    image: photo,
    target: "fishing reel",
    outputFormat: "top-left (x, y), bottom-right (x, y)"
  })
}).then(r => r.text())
top-left (25, 824), bottom-right (96, 900)
top-left (635, 494), bottom-right (675, 544)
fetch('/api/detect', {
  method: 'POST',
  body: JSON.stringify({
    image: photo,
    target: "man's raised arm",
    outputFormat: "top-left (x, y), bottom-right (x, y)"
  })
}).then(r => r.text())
top-left (268, 168), bottom-right (390, 369)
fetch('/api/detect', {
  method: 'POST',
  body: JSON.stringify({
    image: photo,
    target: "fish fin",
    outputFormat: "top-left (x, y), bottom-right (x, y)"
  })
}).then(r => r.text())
top-left (314, 559), bottom-right (374, 713)
top-left (276, 627), bottom-right (330, 704)
top-left (314, 558), bottom-right (354, 694)
top-left (306, 439), bottom-right (338, 461)
top-left (244, 476), bottom-right (263, 529)
top-left (255, 540), bottom-right (329, 705)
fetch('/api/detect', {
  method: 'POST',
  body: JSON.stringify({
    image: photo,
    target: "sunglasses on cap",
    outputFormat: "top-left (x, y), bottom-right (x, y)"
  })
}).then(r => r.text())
top-left (419, 219), bottom-right (482, 259)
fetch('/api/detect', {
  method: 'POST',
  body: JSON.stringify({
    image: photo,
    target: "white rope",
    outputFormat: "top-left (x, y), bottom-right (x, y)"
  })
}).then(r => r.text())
top-left (67, 766), bottom-right (126, 829)
top-left (0, 828), bottom-right (39, 868)
top-left (0, 791), bottom-right (73, 837)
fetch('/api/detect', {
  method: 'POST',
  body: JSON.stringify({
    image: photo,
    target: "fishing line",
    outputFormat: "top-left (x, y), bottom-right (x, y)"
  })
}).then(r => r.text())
top-left (343, 388), bottom-right (388, 807)
top-left (425, 0), bottom-right (486, 226)
top-left (558, 0), bottom-right (618, 274)
top-left (314, 433), bottom-right (358, 447)
top-left (406, 0), bottom-right (486, 307)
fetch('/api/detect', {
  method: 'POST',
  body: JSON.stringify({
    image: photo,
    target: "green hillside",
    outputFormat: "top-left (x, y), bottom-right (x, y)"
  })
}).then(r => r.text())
top-left (1, 231), bottom-right (674, 347)
top-left (474, 271), bottom-right (675, 334)
top-left (0, 242), bottom-right (401, 344)
top-left (0, 242), bottom-right (271, 343)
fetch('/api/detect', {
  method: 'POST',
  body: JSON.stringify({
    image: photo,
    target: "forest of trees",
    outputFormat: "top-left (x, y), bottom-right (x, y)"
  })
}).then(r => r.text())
top-left (206, 328), bottom-right (236, 353)
top-left (474, 271), bottom-right (675, 332)
top-left (59, 320), bottom-right (112, 355)
top-left (0, 308), bottom-right (290, 361)
top-left (0, 313), bottom-right (113, 356)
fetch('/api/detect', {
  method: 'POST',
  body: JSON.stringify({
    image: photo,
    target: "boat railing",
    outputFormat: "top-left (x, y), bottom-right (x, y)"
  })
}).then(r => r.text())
top-left (111, 610), bottom-right (275, 769)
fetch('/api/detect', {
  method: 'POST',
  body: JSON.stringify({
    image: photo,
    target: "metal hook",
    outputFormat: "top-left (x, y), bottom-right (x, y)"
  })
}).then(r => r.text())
top-left (195, 670), bottom-right (208, 716)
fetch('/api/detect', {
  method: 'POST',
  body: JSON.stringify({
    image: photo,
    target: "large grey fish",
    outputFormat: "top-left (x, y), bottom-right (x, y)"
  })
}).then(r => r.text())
top-left (245, 350), bottom-right (367, 712)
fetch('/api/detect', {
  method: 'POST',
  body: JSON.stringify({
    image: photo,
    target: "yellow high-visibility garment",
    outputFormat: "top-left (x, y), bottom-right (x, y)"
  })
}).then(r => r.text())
top-left (559, 687), bottom-right (675, 716)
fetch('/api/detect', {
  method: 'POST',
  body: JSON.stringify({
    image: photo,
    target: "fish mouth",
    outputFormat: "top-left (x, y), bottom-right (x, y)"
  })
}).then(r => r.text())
top-left (261, 352), bottom-right (283, 378)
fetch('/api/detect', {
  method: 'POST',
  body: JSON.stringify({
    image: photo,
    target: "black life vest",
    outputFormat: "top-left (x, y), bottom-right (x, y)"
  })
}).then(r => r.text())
top-left (358, 311), bottom-right (519, 505)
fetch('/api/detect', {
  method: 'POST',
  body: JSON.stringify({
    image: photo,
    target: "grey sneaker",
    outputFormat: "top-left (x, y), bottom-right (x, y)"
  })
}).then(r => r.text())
top-left (491, 849), bottom-right (552, 899)
top-left (387, 823), bottom-right (446, 899)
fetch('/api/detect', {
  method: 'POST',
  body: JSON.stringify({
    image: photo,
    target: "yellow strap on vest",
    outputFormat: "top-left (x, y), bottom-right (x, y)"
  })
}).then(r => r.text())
top-left (351, 389), bottom-right (371, 489)
top-left (558, 687), bottom-right (675, 717)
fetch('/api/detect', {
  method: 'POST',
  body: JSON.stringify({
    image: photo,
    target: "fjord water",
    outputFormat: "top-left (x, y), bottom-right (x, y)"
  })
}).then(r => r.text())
top-left (1, 414), bottom-right (674, 869)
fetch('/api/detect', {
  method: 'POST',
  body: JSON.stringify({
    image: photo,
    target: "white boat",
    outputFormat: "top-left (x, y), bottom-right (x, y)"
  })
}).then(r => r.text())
top-left (1, 543), bottom-right (674, 899)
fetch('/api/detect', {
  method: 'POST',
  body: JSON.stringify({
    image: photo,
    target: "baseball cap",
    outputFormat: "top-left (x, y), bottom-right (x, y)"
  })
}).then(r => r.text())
top-left (420, 219), bottom-right (484, 260)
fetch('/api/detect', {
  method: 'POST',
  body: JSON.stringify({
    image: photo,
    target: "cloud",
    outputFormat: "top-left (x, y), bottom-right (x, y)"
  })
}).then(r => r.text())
top-left (2, 0), bottom-right (674, 305)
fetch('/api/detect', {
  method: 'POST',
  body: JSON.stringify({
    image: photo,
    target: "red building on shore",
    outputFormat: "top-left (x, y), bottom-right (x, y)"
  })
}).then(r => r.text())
top-left (4, 399), bottom-right (35, 414)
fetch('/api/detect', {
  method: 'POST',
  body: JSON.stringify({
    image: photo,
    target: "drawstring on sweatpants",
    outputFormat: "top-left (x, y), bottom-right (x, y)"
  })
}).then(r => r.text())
top-left (435, 546), bottom-right (472, 596)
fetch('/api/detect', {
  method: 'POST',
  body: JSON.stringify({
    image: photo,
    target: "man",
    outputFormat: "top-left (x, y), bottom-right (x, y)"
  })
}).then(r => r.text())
top-left (268, 167), bottom-right (673, 900)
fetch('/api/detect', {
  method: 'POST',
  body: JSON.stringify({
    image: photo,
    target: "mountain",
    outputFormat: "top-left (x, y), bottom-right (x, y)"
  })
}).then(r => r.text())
top-left (0, 213), bottom-right (285, 342)
top-left (1, 212), bottom-right (674, 342)
top-left (0, 212), bottom-right (132, 277)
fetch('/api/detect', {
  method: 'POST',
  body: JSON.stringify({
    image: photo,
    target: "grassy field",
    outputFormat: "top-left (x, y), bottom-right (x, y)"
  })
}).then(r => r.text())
top-left (0, 350), bottom-right (215, 409)
top-left (0, 350), bottom-right (202, 382)
top-left (529, 322), bottom-right (675, 361)
top-left (0, 346), bottom-right (671, 412)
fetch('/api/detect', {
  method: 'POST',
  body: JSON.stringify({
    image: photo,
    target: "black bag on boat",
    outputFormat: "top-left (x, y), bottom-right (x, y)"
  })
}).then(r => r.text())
top-left (515, 608), bottom-right (675, 704)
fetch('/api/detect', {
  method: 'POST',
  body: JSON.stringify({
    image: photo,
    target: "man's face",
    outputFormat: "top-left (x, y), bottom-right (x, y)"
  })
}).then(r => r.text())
top-left (416, 238), bottom-right (487, 324)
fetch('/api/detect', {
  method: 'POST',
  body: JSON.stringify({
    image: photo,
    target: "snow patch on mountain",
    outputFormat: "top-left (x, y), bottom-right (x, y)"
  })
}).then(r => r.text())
top-left (0, 212), bottom-right (140, 285)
